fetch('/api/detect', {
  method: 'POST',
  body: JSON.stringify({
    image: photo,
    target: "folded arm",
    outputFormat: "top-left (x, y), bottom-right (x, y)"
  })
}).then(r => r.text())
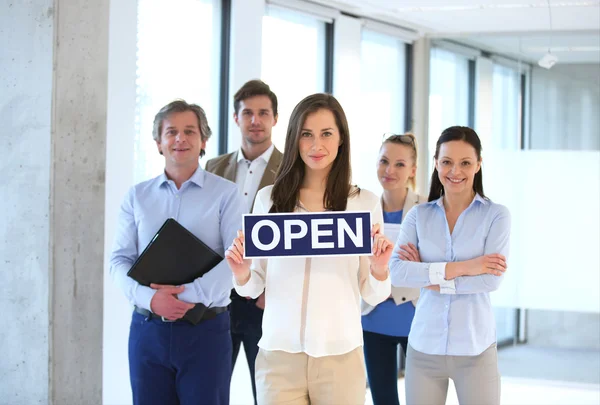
top-left (389, 207), bottom-right (455, 293)
top-left (446, 206), bottom-right (511, 294)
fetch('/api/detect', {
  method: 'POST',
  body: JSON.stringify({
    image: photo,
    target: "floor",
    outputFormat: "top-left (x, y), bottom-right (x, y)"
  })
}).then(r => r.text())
top-left (229, 345), bottom-right (600, 405)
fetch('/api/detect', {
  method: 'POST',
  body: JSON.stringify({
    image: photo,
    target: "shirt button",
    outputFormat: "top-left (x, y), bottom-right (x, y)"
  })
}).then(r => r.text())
top-left (249, 171), bottom-right (253, 174)
top-left (244, 192), bottom-right (248, 196)
top-left (445, 304), bottom-right (449, 308)
top-left (402, 297), bottom-right (406, 301)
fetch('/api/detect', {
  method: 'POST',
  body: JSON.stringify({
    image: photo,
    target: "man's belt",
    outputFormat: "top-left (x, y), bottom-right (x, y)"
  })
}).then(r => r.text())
top-left (134, 305), bottom-right (227, 324)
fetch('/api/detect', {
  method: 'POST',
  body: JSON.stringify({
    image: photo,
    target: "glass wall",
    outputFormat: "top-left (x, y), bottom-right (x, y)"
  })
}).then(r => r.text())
top-left (134, 0), bottom-right (222, 183)
top-left (428, 47), bottom-right (471, 172)
top-left (530, 65), bottom-right (600, 150)
top-left (261, 6), bottom-right (326, 151)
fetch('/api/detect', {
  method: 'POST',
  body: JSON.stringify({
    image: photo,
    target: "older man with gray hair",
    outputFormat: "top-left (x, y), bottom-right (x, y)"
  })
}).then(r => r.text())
top-left (110, 99), bottom-right (243, 405)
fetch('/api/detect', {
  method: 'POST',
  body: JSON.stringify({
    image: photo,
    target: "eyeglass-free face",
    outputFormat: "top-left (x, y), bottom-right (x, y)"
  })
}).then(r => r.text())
top-left (435, 140), bottom-right (481, 196)
top-left (377, 142), bottom-right (416, 191)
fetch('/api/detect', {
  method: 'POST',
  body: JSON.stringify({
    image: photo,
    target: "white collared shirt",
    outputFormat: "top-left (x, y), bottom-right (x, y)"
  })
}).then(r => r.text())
top-left (234, 185), bottom-right (391, 358)
top-left (235, 144), bottom-right (275, 213)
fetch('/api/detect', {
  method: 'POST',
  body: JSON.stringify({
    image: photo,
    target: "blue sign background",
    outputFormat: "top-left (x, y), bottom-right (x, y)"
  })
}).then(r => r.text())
top-left (243, 211), bottom-right (372, 258)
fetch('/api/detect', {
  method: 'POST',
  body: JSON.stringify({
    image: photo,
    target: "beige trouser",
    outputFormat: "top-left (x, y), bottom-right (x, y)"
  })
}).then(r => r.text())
top-left (254, 347), bottom-right (366, 405)
top-left (406, 343), bottom-right (501, 405)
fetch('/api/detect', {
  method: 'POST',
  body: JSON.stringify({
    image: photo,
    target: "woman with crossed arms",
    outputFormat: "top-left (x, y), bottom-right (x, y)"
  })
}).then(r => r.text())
top-left (226, 93), bottom-right (393, 405)
top-left (390, 126), bottom-right (511, 405)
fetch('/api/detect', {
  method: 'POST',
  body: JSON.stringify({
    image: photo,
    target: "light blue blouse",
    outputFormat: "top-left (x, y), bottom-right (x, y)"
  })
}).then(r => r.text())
top-left (389, 194), bottom-right (511, 356)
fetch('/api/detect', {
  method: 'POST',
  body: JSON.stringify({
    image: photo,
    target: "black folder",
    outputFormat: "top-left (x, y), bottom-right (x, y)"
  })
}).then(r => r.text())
top-left (127, 218), bottom-right (223, 324)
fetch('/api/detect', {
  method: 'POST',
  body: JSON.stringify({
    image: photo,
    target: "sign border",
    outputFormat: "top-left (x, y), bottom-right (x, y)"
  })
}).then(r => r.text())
top-left (242, 210), bottom-right (374, 259)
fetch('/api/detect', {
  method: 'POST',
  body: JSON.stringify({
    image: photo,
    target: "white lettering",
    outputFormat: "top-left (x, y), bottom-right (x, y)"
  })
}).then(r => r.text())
top-left (311, 218), bottom-right (334, 249)
top-left (251, 220), bottom-right (280, 251)
top-left (337, 218), bottom-right (363, 248)
top-left (284, 220), bottom-right (308, 249)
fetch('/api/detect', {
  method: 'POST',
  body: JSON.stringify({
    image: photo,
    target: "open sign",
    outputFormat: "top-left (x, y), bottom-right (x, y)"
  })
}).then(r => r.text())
top-left (243, 211), bottom-right (372, 258)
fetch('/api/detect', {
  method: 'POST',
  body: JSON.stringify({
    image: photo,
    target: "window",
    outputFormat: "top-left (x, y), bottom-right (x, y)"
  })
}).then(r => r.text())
top-left (134, 0), bottom-right (222, 183)
top-left (360, 30), bottom-right (407, 134)
top-left (428, 47), bottom-right (471, 171)
top-left (357, 30), bottom-right (408, 194)
top-left (261, 6), bottom-right (326, 151)
top-left (492, 64), bottom-right (522, 150)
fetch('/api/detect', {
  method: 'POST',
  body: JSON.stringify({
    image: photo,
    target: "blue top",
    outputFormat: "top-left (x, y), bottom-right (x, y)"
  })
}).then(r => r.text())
top-left (389, 194), bottom-right (511, 356)
top-left (361, 209), bottom-right (416, 337)
top-left (109, 167), bottom-right (244, 311)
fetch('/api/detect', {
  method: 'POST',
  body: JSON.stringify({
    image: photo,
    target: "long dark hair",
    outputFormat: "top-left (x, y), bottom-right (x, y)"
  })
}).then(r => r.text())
top-left (428, 126), bottom-right (486, 202)
top-left (270, 93), bottom-right (356, 213)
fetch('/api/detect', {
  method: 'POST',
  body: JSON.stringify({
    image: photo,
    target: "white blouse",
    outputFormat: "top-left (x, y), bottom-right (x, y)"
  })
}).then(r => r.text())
top-left (234, 185), bottom-right (391, 357)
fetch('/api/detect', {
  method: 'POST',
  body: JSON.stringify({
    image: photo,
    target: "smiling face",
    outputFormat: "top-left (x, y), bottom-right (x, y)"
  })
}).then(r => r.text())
top-left (377, 142), bottom-right (416, 191)
top-left (155, 111), bottom-right (206, 171)
top-left (298, 108), bottom-right (341, 174)
top-left (435, 140), bottom-right (481, 196)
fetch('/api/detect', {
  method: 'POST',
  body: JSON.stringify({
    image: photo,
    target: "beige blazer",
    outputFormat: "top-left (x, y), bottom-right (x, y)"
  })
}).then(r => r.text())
top-left (205, 147), bottom-right (283, 212)
top-left (361, 188), bottom-right (427, 316)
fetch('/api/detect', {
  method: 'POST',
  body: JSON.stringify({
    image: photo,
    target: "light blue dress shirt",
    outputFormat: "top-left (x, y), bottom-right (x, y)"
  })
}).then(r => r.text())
top-left (109, 167), bottom-right (244, 312)
top-left (389, 194), bottom-right (511, 356)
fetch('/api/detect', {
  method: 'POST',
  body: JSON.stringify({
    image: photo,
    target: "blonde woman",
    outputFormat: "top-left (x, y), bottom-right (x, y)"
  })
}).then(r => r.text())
top-left (362, 133), bottom-right (426, 405)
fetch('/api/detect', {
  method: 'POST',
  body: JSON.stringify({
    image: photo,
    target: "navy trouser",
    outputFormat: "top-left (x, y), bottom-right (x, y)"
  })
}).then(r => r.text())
top-left (229, 291), bottom-right (263, 405)
top-left (128, 310), bottom-right (232, 405)
top-left (363, 330), bottom-right (409, 405)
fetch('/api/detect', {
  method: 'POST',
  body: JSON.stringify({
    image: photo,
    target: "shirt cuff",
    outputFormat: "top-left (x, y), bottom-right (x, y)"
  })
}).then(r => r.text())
top-left (233, 273), bottom-right (257, 298)
top-left (135, 285), bottom-right (157, 312)
top-left (178, 282), bottom-right (202, 305)
top-left (428, 262), bottom-right (456, 294)
top-left (368, 269), bottom-right (392, 295)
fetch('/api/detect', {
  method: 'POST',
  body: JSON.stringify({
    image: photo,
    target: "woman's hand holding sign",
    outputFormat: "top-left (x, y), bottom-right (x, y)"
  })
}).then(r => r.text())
top-left (368, 223), bottom-right (393, 281)
top-left (226, 230), bottom-right (252, 285)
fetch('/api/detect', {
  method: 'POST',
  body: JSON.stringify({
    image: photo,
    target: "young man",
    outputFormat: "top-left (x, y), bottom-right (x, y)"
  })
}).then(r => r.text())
top-left (110, 100), bottom-right (243, 405)
top-left (205, 80), bottom-right (282, 405)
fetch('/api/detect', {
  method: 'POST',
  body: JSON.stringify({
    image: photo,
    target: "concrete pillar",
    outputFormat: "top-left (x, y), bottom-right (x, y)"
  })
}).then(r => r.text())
top-left (1, 1), bottom-right (53, 402)
top-left (1, 0), bottom-right (108, 403)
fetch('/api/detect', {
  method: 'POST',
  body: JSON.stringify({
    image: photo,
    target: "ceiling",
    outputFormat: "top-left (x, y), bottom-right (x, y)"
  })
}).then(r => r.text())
top-left (309, 0), bottom-right (600, 64)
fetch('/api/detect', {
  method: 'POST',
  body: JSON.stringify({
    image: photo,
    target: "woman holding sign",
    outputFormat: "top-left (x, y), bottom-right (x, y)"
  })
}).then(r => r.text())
top-left (389, 126), bottom-right (510, 405)
top-left (226, 93), bottom-right (393, 405)
top-left (361, 133), bottom-right (426, 405)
